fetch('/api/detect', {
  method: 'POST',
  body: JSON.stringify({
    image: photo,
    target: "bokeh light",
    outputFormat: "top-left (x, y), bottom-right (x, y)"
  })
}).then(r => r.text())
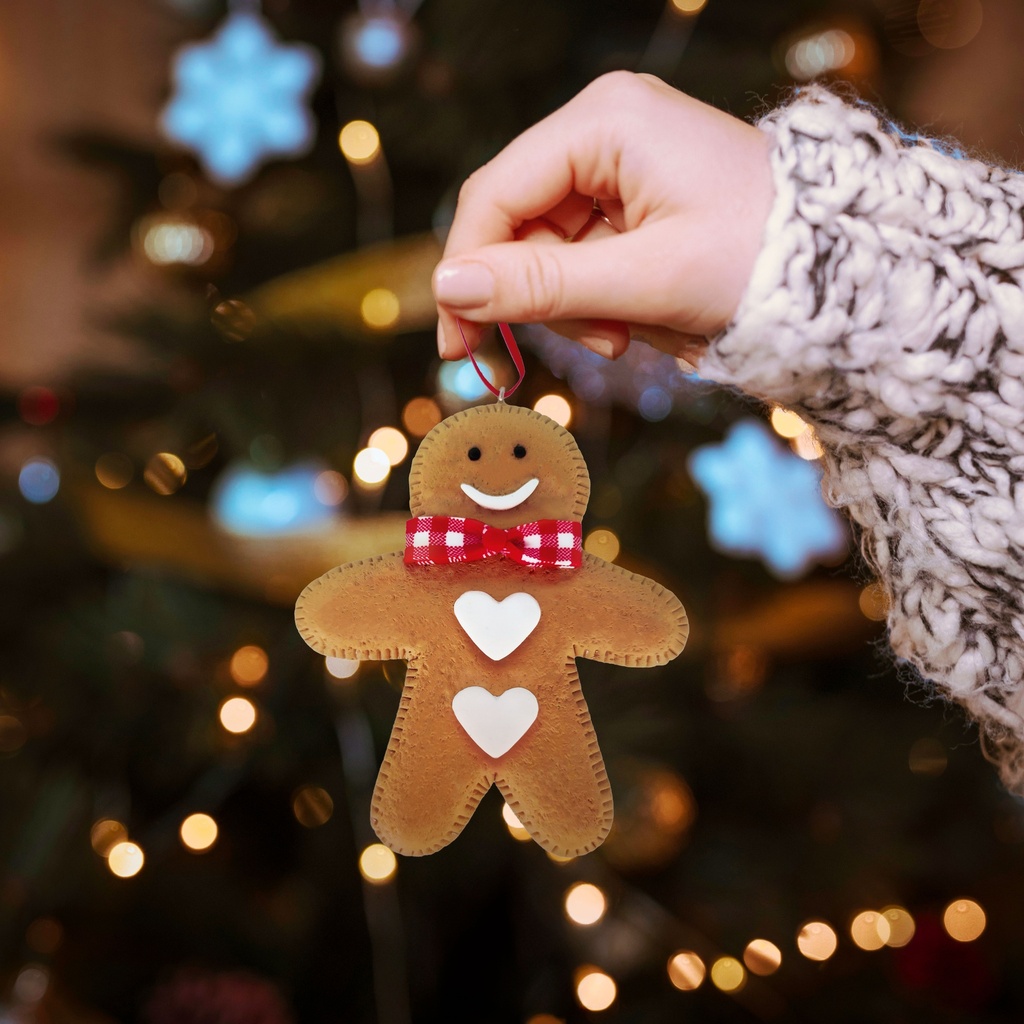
top-left (917, 0), bottom-right (982, 49)
top-left (670, 0), bottom-right (708, 14)
top-left (402, 396), bottom-right (442, 437)
top-left (533, 394), bottom-right (572, 427)
top-left (743, 938), bottom-right (782, 975)
top-left (139, 214), bottom-right (214, 266)
top-left (353, 447), bottom-right (391, 486)
top-left (95, 453), bottom-right (134, 490)
top-left (212, 298), bottom-right (257, 341)
top-left (359, 843), bottom-right (397, 884)
top-left (583, 529), bottom-right (621, 562)
top-left (797, 920), bottom-right (838, 961)
top-left (18, 458), bottom-right (60, 504)
top-left (293, 785), bottom-right (334, 827)
top-left (368, 426), bottom-right (409, 466)
top-left (313, 470), bottom-right (348, 506)
top-left (791, 429), bottom-right (825, 460)
top-left (179, 813), bottom-right (218, 851)
top-left (18, 386), bottom-right (60, 426)
top-left (667, 951), bottom-right (705, 991)
top-left (858, 581), bottom-right (889, 621)
top-left (943, 899), bottom-right (986, 942)
top-left (710, 957), bottom-right (746, 993)
top-left (25, 918), bottom-right (63, 956)
top-left (438, 357), bottom-right (495, 402)
top-left (90, 819), bottom-right (128, 858)
top-left (230, 645), bottom-right (268, 686)
top-left (14, 965), bottom-right (48, 1005)
top-left (785, 28), bottom-right (856, 80)
top-left (360, 288), bottom-right (401, 330)
top-left (574, 968), bottom-right (616, 1012)
top-left (107, 841), bottom-right (145, 878)
top-left (219, 696), bottom-right (257, 734)
top-left (850, 910), bottom-right (890, 951)
top-left (564, 882), bottom-right (607, 926)
top-left (882, 906), bottom-right (916, 947)
top-left (909, 737), bottom-right (947, 777)
top-left (502, 802), bottom-right (531, 842)
top-left (770, 406), bottom-right (809, 438)
top-left (325, 656), bottom-right (360, 680)
top-left (339, 119), bottom-right (381, 163)
top-left (144, 452), bottom-right (187, 496)
top-left (0, 715), bottom-right (27, 753)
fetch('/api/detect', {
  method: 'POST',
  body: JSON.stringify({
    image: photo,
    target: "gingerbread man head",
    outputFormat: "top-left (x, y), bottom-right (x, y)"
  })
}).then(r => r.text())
top-left (409, 403), bottom-right (589, 528)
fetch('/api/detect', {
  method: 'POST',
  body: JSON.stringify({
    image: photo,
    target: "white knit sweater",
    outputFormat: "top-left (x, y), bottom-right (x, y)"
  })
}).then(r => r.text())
top-left (700, 87), bottom-right (1024, 790)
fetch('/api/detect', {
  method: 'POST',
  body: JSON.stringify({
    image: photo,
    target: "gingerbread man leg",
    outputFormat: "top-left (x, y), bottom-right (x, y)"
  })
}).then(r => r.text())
top-left (495, 663), bottom-right (613, 858)
top-left (371, 664), bottom-right (492, 856)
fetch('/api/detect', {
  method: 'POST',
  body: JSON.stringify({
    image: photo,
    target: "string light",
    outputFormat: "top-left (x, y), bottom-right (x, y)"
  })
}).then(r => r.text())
top-left (943, 899), bottom-right (986, 942)
top-left (339, 120), bottom-right (381, 164)
top-left (18, 386), bottom-right (60, 426)
top-left (95, 453), bottom-right (133, 490)
top-left (219, 696), bottom-right (257, 734)
top-left (360, 288), bottom-right (401, 330)
top-left (743, 939), bottom-right (782, 975)
top-left (882, 906), bottom-right (916, 947)
top-left (144, 452), bottom-right (187, 496)
top-left (563, 883), bottom-right (607, 926)
top-left (533, 394), bottom-right (572, 427)
top-left (850, 910), bottom-right (890, 951)
top-left (353, 447), bottom-right (391, 486)
top-left (770, 406), bottom-right (808, 438)
top-left (791, 429), bottom-right (825, 460)
top-left (710, 957), bottom-right (746, 993)
top-left (367, 426), bottom-right (409, 466)
top-left (797, 920), bottom-right (838, 961)
top-left (293, 785), bottom-right (334, 827)
top-left (502, 802), bottom-right (531, 842)
top-left (784, 28), bottom-right (857, 80)
top-left (179, 813), bottom-right (218, 852)
top-left (325, 656), bottom-right (360, 680)
top-left (359, 843), bottom-right (397, 884)
top-left (670, 0), bottom-right (708, 14)
top-left (107, 841), bottom-right (145, 878)
top-left (229, 645), bottom-right (268, 686)
top-left (583, 529), bottom-right (621, 562)
top-left (139, 214), bottom-right (214, 266)
top-left (90, 819), bottom-right (128, 857)
top-left (667, 951), bottom-right (705, 991)
top-left (402, 397), bottom-right (442, 437)
top-left (574, 968), bottom-right (616, 1012)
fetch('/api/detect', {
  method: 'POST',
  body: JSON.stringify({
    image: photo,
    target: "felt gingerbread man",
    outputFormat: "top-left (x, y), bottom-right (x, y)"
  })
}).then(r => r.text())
top-left (295, 403), bottom-right (688, 857)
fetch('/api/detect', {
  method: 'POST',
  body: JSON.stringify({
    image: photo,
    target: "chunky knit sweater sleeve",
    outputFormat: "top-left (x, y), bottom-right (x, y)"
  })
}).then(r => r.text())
top-left (698, 87), bottom-right (1024, 789)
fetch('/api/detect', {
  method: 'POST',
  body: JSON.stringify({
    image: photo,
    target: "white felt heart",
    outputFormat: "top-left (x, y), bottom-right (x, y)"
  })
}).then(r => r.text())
top-left (453, 591), bottom-right (541, 661)
top-left (451, 686), bottom-right (539, 758)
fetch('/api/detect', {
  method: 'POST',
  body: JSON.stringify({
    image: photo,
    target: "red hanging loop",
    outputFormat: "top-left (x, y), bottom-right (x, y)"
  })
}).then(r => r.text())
top-left (457, 319), bottom-right (526, 401)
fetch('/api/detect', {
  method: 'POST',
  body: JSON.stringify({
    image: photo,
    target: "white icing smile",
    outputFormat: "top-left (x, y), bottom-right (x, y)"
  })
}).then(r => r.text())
top-left (460, 477), bottom-right (539, 511)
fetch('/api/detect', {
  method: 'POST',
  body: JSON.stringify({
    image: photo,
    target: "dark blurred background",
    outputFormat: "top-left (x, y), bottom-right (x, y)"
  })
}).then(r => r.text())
top-left (0, 0), bottom-right (1021, 1022)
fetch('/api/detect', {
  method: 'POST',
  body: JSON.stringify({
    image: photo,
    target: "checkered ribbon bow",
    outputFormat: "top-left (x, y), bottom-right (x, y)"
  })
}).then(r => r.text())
top-left (404, 516), bottom-right (582, 568)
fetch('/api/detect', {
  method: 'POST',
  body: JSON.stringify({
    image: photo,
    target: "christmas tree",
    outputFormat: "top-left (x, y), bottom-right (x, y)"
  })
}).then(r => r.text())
top-left (0, 1), bottom-right (1019, 1021)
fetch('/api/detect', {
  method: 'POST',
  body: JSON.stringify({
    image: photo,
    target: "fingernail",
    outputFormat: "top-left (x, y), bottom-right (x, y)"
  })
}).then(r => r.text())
top-left (433, 261), bottom-right (494, 307)
top-left (580, 335), bottom-right (615, 359)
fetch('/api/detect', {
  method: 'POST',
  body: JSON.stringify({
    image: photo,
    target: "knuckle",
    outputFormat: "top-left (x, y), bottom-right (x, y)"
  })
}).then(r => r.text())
top-left (585, 69), bottom-right (646, 103)
top-left (518, 247), bottom-right (565, 320)
top-left (457, 169), bottom-right (487, 207)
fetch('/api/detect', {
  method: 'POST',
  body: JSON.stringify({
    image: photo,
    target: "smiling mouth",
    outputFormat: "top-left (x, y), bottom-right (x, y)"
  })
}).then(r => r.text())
top-left (460, 478), bottom-right (540, 511)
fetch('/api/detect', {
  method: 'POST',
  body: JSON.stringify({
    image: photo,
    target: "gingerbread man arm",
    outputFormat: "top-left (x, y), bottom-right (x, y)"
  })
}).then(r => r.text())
top-left (571, 554), bottom-right (689, 666)
top-left (294, 551), bottom-right (420, 661)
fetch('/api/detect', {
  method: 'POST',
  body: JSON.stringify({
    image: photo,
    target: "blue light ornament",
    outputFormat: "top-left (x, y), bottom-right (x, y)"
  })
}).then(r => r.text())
top-left (688, 419), bottom-right (847, 579)
top-left (211, 461), bottom-right (340, 536)
top-left (161, 10), bottom-right (322, 187)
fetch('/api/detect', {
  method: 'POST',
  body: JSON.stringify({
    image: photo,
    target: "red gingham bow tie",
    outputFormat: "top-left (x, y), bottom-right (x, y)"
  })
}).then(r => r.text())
top-left (404, 516), bottom-right (582, 568)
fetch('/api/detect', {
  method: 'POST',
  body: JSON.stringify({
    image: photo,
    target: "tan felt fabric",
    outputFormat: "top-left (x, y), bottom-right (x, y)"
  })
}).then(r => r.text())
top-left (295, 404), bottom-right (688, 857)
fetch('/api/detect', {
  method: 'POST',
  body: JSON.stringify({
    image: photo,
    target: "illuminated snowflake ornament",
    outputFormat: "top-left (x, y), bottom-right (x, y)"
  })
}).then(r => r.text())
top-left (161, 9), bottom-right (322, 186)
top-left (688, 419), bottom-right (847, 578)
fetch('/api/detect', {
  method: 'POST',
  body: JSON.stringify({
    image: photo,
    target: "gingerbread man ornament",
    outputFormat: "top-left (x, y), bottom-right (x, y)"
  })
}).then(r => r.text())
top-left (295, 403), bottom-right (688, 857)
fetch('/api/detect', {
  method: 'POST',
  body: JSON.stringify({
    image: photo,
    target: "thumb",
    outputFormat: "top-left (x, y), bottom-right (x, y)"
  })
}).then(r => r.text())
top-left (433, 224), bottom-right (695, 330)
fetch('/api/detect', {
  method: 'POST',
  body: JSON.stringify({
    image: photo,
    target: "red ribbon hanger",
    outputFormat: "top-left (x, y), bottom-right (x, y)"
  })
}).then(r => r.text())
top-left (456, 320), bottom-right (526, 400)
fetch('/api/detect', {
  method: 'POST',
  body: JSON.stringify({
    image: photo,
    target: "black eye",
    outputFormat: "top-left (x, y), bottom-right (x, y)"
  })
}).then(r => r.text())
top-left (513, 444), bottom-right (527, 459)
top-left (468, 447), bottom-right (481, 461)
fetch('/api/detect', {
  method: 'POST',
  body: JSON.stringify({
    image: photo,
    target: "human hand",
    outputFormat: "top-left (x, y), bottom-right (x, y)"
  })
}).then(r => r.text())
top-left (432, 71), bottom-right (774, 364)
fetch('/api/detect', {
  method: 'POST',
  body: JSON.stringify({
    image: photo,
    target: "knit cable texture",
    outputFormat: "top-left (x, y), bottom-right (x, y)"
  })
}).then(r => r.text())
top-left (700, 87), bottom-right (1024, 790)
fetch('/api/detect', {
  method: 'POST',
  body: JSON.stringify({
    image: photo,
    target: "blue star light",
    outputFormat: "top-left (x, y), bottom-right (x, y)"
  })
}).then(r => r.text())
top-left (161, 10), bottom-right (322, 186)
top-left (688, 419), bottom-right (847, 578)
